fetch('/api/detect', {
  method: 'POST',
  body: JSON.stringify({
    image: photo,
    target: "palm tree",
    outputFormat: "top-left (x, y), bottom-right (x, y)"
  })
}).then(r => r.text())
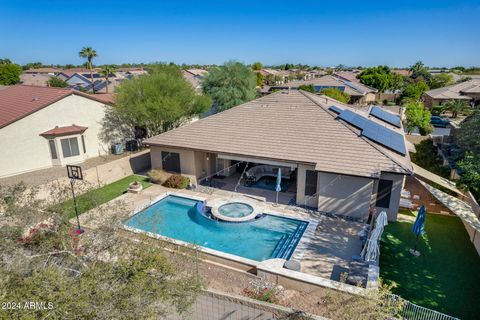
top-left (100, 65), bottom-right (116, 94)
top-left (442, 99), bottom-right (472, 118)
top-left (78, 47), bottom-right (98, 94)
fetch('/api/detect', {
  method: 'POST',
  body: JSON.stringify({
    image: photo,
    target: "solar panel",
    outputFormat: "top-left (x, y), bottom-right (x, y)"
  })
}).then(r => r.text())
top-left (328, 105), bottom-right (343, 114)
top-left (336, 109), bottom-right (407, 155)
top-left (369, 106), bottom-right (401, 128)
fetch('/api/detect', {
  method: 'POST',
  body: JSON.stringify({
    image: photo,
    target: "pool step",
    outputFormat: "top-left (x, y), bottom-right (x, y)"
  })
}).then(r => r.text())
top-left (272, 223), bottom-right (309, 260)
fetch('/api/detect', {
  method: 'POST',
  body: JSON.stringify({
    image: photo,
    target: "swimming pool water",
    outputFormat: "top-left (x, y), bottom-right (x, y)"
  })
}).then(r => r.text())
top-left (124, 195), bottom-right (308, 261)
top-left (218, 202), bottom-right (254, 218)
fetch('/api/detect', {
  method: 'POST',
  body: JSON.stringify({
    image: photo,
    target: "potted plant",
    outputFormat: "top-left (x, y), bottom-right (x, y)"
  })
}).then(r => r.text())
top-left (128, 180), bottom-right (143, 193)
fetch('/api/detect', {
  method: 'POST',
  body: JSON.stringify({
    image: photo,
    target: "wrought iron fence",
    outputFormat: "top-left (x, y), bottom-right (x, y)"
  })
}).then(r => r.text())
top-left (387, 293), bottom-right (459, 320)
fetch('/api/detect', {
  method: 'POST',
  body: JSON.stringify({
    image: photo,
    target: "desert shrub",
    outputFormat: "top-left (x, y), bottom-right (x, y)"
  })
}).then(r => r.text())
top-left (243, 280), bottom-right (281, 304)
top-left (147, 169), bottom-right (171, 184)
top-left (162, 174), bottom-right (190, 189)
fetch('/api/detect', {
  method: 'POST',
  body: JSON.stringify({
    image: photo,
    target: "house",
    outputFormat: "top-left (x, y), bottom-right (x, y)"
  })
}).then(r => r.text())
top-left (144, 90), bottom-right (413, 221)
top-left (20, 73), bottom-right (52, 86)
top-left (23, 67), bottom-right (64, 75)
top-left (423, 79), bottom-right (480, 108)
top-left (271, 75), bottom-right (378, 104)
top-left (182, 69), bottom-right (208, 91)
top-left (0, 85), bottom-right (111, 178)
top-left (334, 70), bottom-right (361, 83)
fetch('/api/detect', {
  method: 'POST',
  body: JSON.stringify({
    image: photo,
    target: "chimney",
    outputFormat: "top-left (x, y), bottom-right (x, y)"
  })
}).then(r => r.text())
top-left (288, 86), bottom-right (291, 94)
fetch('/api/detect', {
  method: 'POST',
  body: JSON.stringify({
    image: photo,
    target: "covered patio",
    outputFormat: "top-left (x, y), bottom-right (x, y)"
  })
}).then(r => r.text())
top-left (196, 154), bottom-right (298, 206)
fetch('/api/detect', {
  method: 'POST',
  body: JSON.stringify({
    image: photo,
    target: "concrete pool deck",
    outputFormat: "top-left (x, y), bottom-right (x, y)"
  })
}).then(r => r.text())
top-left (78, 184), bottom-right (365, 281)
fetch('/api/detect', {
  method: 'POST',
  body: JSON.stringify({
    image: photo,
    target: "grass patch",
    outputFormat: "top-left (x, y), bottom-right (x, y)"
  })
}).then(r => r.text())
top-left (380, 211), bottom-right (480, 319)
top-left (62, 175), bottom-right (151, 218)
top-left (398, 208), bottom-right (416, 217)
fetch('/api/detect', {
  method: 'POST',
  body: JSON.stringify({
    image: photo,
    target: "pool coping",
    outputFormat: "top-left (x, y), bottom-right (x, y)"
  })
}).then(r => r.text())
top-left (123, 191), bottom-right (318, 268)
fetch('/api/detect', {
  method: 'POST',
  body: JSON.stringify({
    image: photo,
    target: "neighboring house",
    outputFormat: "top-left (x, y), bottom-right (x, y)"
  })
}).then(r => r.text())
top-left (0, 85), bottom-right (111, 178)
top-left (23, 67), bottom-right (64, 75)
top-left (182, 69), bottom-right (208, 91)
top-left (20, 73), bottom-right (52, 86)
top-left (334, 70), bottom-right (361, 83)
top-left (423, 79), bottom-right (480, 108)
top-left (271, 75), bottom-right (378, 104)
top-left (260, 69), bottom-right (291, 84)
top-left (144, 90), bottom-right (412, 221)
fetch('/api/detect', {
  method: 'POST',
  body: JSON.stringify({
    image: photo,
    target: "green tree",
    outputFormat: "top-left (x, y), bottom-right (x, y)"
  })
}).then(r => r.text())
top-left (320, 87), bottom-right (351, 103)
top-left (47, 76), bottom-right (69, 88)
top-left (409, 61), bottom-right (430, 80)
top-left (457, 152), bottom-right (480, 200)
top-left (79, 46), bottom-right (98, 93)
top-left (357, 66), bottom-right (395, 92)
top-left (256, 72), bottom-right (264, 87)
top-left (251, 61), bottom-right (263, 71)
top-left (403, 101), bottom-right (433, 134)
top-left (0, 182), bottom-right (201, 319)
top-left (298, 84), bottom-right (315, 93)
top-left (442, 99), bottom-right (472, 118)
top-left (100, 65), bottom-right (116, 93)
top-left (101, 64), bottom-right (211, 142)
top-left (399, 81), bottom-right (429, 102)
top-left (0, 60), bottom-right (22, 85)
top-left (428, 73), bottom-right (454, 89)
top-left (22, 61), bottom-right (43, 70)
top-left (202, 61), bottom-right (257, 111)
top-left (456, 111), bottom-right (480, 155)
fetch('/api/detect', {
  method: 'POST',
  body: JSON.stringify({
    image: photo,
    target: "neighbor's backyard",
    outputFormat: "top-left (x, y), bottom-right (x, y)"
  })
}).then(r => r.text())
top-left (380, 210), bottom-right (480, 319)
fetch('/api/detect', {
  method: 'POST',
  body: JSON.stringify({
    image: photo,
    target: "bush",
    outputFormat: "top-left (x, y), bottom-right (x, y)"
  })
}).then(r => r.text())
top-left (162, 174), bottom-right (190, 189)
top-left (147, 169), bottom-right (171, 184)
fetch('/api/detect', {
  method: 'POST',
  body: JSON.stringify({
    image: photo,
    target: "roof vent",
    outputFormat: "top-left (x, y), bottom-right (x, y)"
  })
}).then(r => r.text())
top-left (32, 96), bottom-right (40, 101)
top-left (261, 104), bottom-right (268, 108)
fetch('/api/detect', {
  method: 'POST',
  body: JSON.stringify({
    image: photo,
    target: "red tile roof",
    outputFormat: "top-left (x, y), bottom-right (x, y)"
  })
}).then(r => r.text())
top-left (40, 124), bottom-right (88, 137)
top-left (0, 85), bottom-right (111, 129)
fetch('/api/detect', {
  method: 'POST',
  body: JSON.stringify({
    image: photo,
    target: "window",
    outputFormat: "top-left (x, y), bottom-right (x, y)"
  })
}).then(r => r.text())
top-left (61, 137), bottom-right (80, 158)
top-left (161, 151), bottom-right (181, 173)
top-left (48, 140), bottom-right (57, 159)
top-left (376, 179), bottom-right (393, 208)
top-left (304, 170), bottom-right (318, 196)
top-left (81, 135), bottom-right (86, 153)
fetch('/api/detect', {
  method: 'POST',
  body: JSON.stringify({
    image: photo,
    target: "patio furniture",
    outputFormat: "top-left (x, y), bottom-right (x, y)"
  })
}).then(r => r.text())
top-left (245, 165), bottom-right (293, 183)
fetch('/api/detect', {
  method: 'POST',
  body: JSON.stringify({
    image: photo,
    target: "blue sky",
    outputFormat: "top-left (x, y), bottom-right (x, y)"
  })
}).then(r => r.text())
top-left (1, 0), bottom-right (479, 67)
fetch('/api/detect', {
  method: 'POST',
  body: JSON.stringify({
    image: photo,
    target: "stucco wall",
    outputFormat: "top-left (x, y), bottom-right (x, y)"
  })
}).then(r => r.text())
top-left (150, 146), bottom-right (197, 183)
top-left (0, 94), bottom-right (109, 178)
top-left (296, 164), bottom-right (318, 207)
top-left (375, 172), bottom-right (405, 221)
top-left (316, 172), bottom-right (374, 220)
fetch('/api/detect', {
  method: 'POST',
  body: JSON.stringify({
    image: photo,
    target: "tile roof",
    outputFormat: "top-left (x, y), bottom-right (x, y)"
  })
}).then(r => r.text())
top-left (145, 90), bottom-right (411, 178)
top-left (0, 85), bottom-right (111, 129)
top-left (424, 79), bottom-right (480, 100)
top-left (274, 75), bottom-right (377, 96)
top-left (40, 124), bottom-right (88, 137)
top-left (24, 67), bottom-right (63, 74)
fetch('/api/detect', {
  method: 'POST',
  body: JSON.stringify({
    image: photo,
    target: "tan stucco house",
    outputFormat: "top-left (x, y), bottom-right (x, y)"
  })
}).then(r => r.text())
top-left (423, 79), bottom-right (480, 108)
top-left (0, 85), bottom-right (112, 178)
top-left (270, 75), bottom-right (377, 104)
top-left (145, 90), bottom-right (413, 221)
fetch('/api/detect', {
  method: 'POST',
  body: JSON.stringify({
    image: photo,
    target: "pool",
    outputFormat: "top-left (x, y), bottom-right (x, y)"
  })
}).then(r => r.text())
top-left (124, 195), bottom-right (308, 262)
top-left (218, 202), bottom-right (254, 218)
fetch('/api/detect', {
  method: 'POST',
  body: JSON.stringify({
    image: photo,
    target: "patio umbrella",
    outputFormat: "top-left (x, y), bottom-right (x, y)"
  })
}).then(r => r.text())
top-left (410, 205), bottom-right (426, 256)
top-left (361, 211), bottom-right (388, 262)
top-left (275, 168), bottom-right (282, 203)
